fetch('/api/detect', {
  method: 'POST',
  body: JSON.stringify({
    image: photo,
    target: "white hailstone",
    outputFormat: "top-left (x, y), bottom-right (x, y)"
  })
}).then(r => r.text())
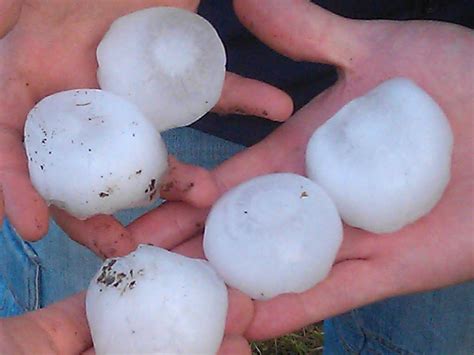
top-left (24, 89), bottom-right (168, 219)
top-left (204, 173), bottom-right (343, 300)
top-left (86, 245), bottom-right (228, 355)
top-left (97, 7), bottom-right (226, 132)
top-left (306, 78), bottom-right (453, 234)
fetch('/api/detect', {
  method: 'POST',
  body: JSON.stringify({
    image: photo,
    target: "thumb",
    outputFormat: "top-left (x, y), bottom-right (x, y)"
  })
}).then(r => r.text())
top-left (0, 0), bottom-right (23, 38)
top-left (1, 293), bottom-right (92, 354)
top-left (233, 0), bottom-right (364, 68)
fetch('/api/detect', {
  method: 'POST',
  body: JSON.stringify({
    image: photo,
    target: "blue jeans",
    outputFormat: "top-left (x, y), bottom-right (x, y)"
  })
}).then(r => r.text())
top-left (323, 283), bottom-right (474, 354)
top-left (1, 128), bottom-right (473, 354)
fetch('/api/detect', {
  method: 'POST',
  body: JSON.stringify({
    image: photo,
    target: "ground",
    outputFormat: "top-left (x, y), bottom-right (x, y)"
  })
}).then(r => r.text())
top-left (252, 323), bottom-right (324, 355)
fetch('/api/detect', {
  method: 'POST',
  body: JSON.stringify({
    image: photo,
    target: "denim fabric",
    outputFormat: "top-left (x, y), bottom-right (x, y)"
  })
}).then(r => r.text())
top-left (0, 128), bottom-right (245, 313)
top-left (324, 282), bottom-right (474, 354)
top-left (0, 220), bottom-right (40, 315)
top-left (0, 272), bottom-right (24, 317)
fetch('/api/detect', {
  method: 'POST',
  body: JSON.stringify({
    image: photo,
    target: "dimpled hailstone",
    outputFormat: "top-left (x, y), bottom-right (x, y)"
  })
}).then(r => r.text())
top-left (24, 89), bottom-right (168, 219)
top-left (97, 7), bottom-right (226, 131)
top-left (306, 78), bottom-right (453, 234)
top-left (204, 173), bottom-right (343, 300)
top-left (86, 245), bottom-right (228, 355)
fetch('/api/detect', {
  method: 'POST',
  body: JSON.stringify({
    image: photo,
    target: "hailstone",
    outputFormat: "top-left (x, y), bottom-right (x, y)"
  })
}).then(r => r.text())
top-left (204, 173), bottom-right (343, 300)
top-left (24, 89), bottom-right (168, 219)
top-left (86, 244), bottom-right (228, 355)
top-left (306, 77), bottom-right (453, 233)
top-left (97, 7), bottom-right (226, 131)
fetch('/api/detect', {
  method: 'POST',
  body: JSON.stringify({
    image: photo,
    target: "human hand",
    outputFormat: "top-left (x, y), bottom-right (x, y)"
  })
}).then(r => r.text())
top-left (0, 0), bottom-right (292, 240)
top-left (100, 0), bottom-right (473, 341)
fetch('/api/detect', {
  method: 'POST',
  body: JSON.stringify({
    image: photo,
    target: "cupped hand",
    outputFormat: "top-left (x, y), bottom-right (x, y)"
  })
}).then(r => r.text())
top-left (92, 0), bottom-right (473, 341)
top-left (0, 0), bottom-right (292, 241)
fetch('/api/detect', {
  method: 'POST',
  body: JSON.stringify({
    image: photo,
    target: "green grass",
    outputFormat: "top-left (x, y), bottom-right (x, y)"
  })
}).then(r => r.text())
top-left (251, 323), bottom-right (324, 355)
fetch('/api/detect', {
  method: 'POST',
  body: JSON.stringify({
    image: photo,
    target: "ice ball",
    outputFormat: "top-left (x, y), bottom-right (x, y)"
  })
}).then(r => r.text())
top-left (86, 244), bottom-right (228, 355)
top-left (204, 173), bottom-right (343, 300)
top-left (306, 78), bottom-right (453, 233)
top-left (97, 7), bottom-right (226, 131)
top-left (24, 89), bottom-right (168, 219)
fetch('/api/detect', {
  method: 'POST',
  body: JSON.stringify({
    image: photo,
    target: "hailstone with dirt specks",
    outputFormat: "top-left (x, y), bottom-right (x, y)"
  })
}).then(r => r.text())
top-left (24, 89), bottom-right (168, 219)
top-left (306, 78), bottom-right (453, 234)
top-left (86, 244), bottom-right (228, 355)
top-left (204, 173), bottom-right (343, 300)
top-left (97, 7), bottom-right (226, 131)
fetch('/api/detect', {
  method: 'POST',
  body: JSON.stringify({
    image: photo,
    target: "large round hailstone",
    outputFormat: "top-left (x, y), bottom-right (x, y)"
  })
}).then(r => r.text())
top-left (306, 77), bottom-right (453, 234)
top-left (204, 173), bottom-right (343, 300)
top-left (24, 89), bottom-right (168, 219)
top-left (86, 244), bottom-right (228, 355)
top-left (97, 7), bottom-right (226, 132)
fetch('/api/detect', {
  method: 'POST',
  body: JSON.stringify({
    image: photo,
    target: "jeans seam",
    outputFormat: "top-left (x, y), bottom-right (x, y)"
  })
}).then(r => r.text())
top-left (23, 242), bottom-right (42, 311)
top-left (339, 338), bottom-right (361, 355)
top-left (33, 260), bottom-right (40, 310)
top-left (350, 307), bottom-right (414, 354)
top-left (362, 328), bottom-right (415, 355)
top-left (333, 311), bottom-right (367, 354)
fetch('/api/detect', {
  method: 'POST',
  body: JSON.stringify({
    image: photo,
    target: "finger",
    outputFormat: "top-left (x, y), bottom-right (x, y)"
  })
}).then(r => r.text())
top-left (233, 0), bottom-right (364, 68)
top-left (51, 207), bottom-right (135, 259)
top-left (214, 72), bottom-right (293, 122)
top-left (245, 258), bottom-right (391, 340)
top-left (0, 0), bottom-right (23, 38)
top-left (219, 335), bottom-right (251, 355)
top-left (2, 292), bottom-right (91, 354)
top-left (158, 142), bottom-right (298, 207)
top-left (225, 288), bottom-right (254, 336)
top-left (127, 201), bottom-right (209, 249)
top-left (158, 135), bottom-right (292, 206)
top-left (1, 168), bottom-right (49, 240)
top-left (160, 156), bottom-right (220, 208)
top-left (334, 226), bottom-right (379, 263)
top-left (159, 134), bottom-right (302, 207)
top-left (53, 200), bottom-right (208, 260)
top-left (0, 81), bottom-right (49, 240)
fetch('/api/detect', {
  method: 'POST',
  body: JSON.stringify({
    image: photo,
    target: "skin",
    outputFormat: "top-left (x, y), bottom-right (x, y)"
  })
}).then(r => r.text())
top-left (1, 0), bottom-right (473, 353)
top-left (0, 0), bottom-right (293, 240)
top-left (0, 0), bottom-right (23, 37)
